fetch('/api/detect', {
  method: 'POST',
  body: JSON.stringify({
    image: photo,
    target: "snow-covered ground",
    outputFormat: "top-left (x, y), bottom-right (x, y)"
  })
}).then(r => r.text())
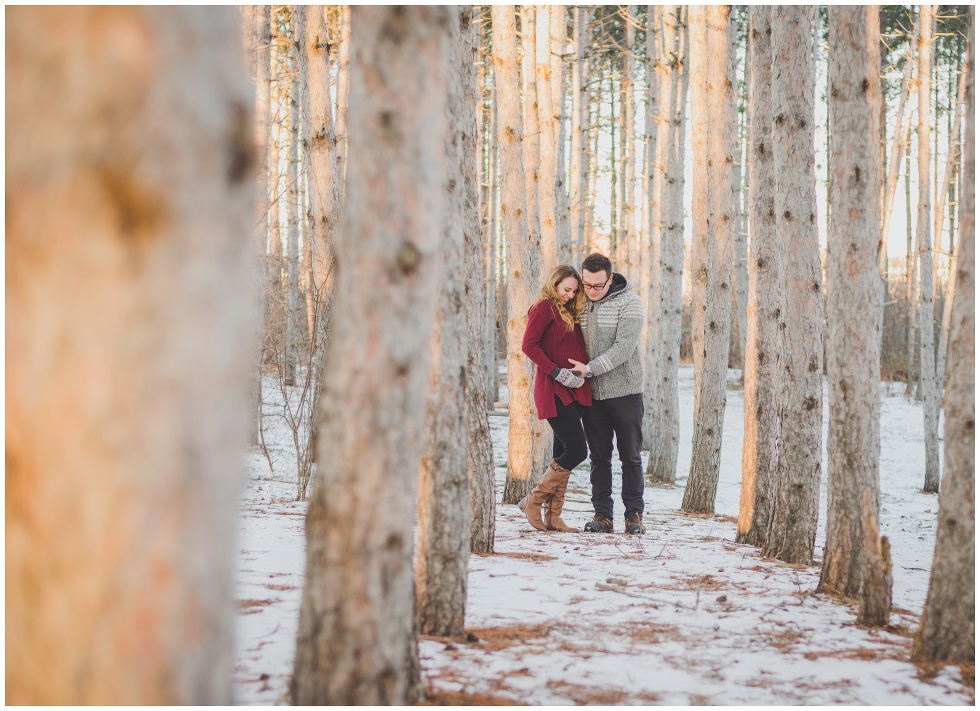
top-left (232, 367), bottom-right (972, 705)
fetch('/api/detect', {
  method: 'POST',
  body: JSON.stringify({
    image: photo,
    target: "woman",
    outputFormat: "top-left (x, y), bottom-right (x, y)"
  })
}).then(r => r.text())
top-left (519, 264), bottom-right (591, 533)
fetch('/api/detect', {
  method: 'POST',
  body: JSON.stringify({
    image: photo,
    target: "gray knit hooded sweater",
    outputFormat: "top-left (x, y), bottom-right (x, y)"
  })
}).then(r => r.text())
top-left (580, 272), bottom-right (645, 401)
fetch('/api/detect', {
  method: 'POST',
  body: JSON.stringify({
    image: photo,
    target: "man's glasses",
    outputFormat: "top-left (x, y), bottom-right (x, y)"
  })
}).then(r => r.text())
top-left (582, 276), bottom-right (610, 292)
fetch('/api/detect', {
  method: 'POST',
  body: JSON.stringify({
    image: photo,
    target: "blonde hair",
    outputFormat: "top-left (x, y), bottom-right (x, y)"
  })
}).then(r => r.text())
top-left (538, 265), bottom-right (585, 331)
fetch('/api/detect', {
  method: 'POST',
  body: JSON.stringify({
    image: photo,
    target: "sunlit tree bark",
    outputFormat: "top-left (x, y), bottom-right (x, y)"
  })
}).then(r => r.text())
top-left (683, 5), bottom-right (735, 514)
top-left (7, 7), bottom-right (255, 703)
top-left (762, 5), bottom-right (823, 565)
top-left (820, 5), bottom-right (892, 627)
top-left (737, 5), bottom-right (782, 547)
top-left (912, 14), bottom-right (974, 662)
top-left (291, 7), bottom-right (452, 704)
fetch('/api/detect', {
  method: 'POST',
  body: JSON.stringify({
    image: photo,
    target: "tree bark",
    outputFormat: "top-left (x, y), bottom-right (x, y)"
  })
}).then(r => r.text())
top-left (647, 5), bottom-right (688, 485)
top-left (934, 62), bottom-right (967, 390)
top-left (6, 7), bottom-right (254, 703)
top-left (683, 5), bottom-right (735, 513)
top-left (335, 5), bottom-right (351, 187)
top-left (916, 4), bottom-right (941, 494)
top-left (551, 6), bottom-right (572, 264)
top-left (416, 10), bottom-right (470, 637)
top-left (493, 6), bottom-right (538, 505)
top-left (291, 7), bottom-right (452, 704)
top-left (285, 9), bottom-right (302, 388)
top-left (570, 6), bottom-right (588, 263)
top-left (737, 6), bottom-right (782, 547)
top-left (762, 5), bottom-right (823, 565)
top-left (463, 7), bottom-right (497, 556)
top-left (912, 13), bottom-right (974, 661)
top-left (536, 5), bottom-right (559, 276)
top-left (820, 5), bottom-right (892, 627)
top-left (905, 136), bottom-right (918, 397)
top-left (622, 5), bottom-right (637, 284)
top-left (689, 5), bottom-right (709, 412)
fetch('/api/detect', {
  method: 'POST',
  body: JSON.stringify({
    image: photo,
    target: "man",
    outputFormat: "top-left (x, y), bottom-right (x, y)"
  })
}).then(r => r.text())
top-left (568, 252), bottom-right (646, 535)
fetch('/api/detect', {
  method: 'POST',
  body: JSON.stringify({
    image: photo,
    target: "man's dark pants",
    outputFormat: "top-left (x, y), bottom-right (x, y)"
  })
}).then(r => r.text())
top-left (582, 393), bottom-right (644, 519)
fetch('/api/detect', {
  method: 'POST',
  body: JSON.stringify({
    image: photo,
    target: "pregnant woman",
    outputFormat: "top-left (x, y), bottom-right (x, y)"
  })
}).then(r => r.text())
top-left (519, 264), bottom-right (592, 533)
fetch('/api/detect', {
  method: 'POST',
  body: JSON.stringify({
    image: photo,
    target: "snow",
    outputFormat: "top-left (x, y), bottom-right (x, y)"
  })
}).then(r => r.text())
top-left (232, 367), bottom-right (972, 705)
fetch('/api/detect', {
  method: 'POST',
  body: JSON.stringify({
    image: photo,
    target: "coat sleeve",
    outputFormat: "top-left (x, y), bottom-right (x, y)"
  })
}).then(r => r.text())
top-left (522, 302), bottom-right (560, 374)
top-left (588, 293), bottom-right (645, 376)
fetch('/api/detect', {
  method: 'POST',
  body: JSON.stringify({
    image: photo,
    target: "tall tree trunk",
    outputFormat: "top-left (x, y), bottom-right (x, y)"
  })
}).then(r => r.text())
top-left (551, 6), bottom-right (572, 264)
top-left (570, 6), bottom-right (588, 263)
top-left (464, 8), bottom-right (497, 556)
top-left (291, 7), bottom-right (452, 704)
top-left (417, 10), bottom-right (470, 637)
top-left (485, 77), bottom-right (501, 409)
top-left (689, 5), bottom-right (709, 410)
top-left (7, 7), bottom-right (254, 703)
top-left (762, 5), bottom-right (823, 565)
top-left (622, 5), bottom-right (637, 283)
top-left (300, 5), bottom-right (338, 471)
top-left (882, 56), bottom-right (915, 280)
top-left (247, 6), bottom-right (272, 446)
top-left (912, 13), bottom-right (974, 661)
top-left (731, 48), bottom-right (749, 375)
top-left (916, 4), bottom-right (941, 494)
top-left (609, 68), bottom-right (619, 261)
top-left (493, 6), bottom-right (538, 505)
top-left (536, 5), bottom-right (559, 276)
top-left (335, 5), bottom-right (351, 188)
top-left (647, 5), bottom-right (688, 485)
top-left (934, 62), bottom-right (967, 390)
top-left (641, 4), bottom-right (663, 454)
top-left (683, 5), bottom-right (734, 513)
top-left (905, 136), bottom-right (918, 396)
top-left (285, 9), bottom-right (302, 388)
top-left (820, 5), bottom-right (892, 627)
top-left (737, 5), bottom-right (781, 547)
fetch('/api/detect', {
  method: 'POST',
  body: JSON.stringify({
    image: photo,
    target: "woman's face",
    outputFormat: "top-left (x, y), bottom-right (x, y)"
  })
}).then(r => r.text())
top-left (557, 276), bottom-right (580, 304)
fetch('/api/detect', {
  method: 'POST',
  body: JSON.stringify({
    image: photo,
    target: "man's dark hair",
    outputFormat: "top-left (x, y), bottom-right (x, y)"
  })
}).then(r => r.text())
top-left (581, 252), bottom-right (612, 277)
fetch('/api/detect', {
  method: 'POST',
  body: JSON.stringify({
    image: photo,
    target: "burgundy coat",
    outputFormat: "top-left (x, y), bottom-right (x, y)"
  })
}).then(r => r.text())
top-left (521, 299), bottom-right (592, 419)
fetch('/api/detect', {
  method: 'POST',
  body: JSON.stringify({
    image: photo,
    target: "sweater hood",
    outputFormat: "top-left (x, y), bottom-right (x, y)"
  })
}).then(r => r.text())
top-left (595, 272), bottom-right (630, 302)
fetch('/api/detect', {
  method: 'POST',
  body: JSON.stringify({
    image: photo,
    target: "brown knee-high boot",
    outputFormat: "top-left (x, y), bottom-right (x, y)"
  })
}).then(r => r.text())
top-left (517, 460), bottom-right (565, 531)
top-left (544, 460), bottom-right (579, 533)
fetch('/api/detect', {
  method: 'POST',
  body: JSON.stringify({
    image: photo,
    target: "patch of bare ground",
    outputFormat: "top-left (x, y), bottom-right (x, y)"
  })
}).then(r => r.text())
top-left (432, 623), bottom-right (554, 652)
top-left (615, 620), bottom-right (682, 645)
top-left (263, 582), bottom-right (296, 592)
top-left (803, 646), bottom-right (908, 663)
top-left (418, 686), bottom-right (523, 705)
top-left (545, 680), bottom-right (661, 705)
top-left (762, 623), bottom-right (808, 652)
top-left (494, 551), bottom-right (558, 562)
top-left (237, 598), bottom-right (280, 614)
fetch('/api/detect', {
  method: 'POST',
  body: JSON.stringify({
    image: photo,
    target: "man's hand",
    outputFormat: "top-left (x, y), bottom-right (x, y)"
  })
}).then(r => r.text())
top-left (567, 359), bottom-right (589, 377)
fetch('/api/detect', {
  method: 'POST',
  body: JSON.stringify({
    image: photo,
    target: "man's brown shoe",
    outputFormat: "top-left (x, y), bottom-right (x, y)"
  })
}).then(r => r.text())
top-left (583, 514), bottom-right (614, 533)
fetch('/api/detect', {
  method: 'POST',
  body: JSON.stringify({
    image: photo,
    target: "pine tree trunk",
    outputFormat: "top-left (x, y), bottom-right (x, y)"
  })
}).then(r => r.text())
top-left (285, 10), bottom-right (302, 388)
top-left (248, 6), bottom-right (272, 446)
top-left (916, 4), bottom-right (941, 494)
top-left (731, 68), bottom-right (749, 374)
top-left (934, 63), bottom-right (967, 390)
top-left (762, 5), bottom-right (823, 565)
top-left (485, 77), bottom-right (501, 409)
top-left (493, 6), bottom-right (538, 505)
top-left (464, 8), bottom-right (497, 556)
top-left (882, 57), bottom-right (915, 271)
top-left (689, 5), bottom-right (709, 411)
top-left (737, 5), bottom-right (782, 547)
top-left (647, 5), bottom-right (688, 486)
top-left (335, 5), bottom-right (351, 187)
top-left (905, 137), bottom-right (918, 396)
top-left (551, 6), bottom-right (572, 264)
top-left (291, 7), bottom-right (452, 704)
top-left (570, 6), bottom-right (588, 263)
top-left (417, 10), bottom-right (470, 637)
top-left (820, 6), bottom-right (892, 627)
top-left (535, 5), bottom-right (559, 276)
top-left (912, 15), bottom-right (974, 661)
top-left (683, 5), bottom-right (735, 514)
top-left (622, 5), bottom-right (637, 283)
top-left (641, 5), bottom-right (662, 453)
top-left (7, 7), bottom-right (255, 703)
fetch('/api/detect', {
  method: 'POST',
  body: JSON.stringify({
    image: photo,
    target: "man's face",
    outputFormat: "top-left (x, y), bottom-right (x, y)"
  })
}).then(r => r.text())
top-left (581, 269), bottom-right (611, 301)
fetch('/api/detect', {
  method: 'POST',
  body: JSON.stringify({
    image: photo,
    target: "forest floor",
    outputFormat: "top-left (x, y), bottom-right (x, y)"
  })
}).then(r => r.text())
top-left (233, 366), bottom-right (974, 705)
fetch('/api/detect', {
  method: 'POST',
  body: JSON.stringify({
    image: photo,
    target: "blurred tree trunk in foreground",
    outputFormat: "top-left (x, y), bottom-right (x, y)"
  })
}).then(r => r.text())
top-left (7, 6), bottom-right (255, 703)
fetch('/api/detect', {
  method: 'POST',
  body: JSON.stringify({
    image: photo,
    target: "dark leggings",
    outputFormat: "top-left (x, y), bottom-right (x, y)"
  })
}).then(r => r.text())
top-left (548, 396), bottom-right (589, 471)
